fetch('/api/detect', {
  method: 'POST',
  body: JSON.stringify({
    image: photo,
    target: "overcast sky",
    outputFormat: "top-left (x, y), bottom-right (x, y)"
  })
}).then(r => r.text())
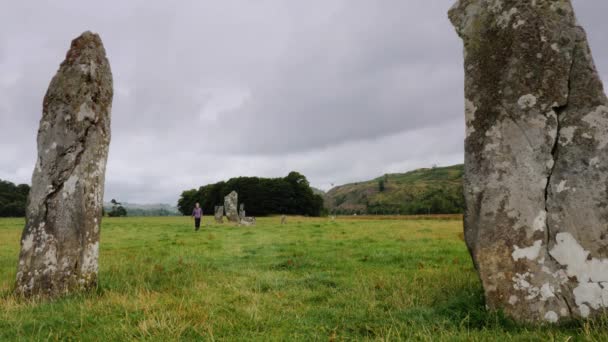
top-left (1, 1), bottom-right (607, 204)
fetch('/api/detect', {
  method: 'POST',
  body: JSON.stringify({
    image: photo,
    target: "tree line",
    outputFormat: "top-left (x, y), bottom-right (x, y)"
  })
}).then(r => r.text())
top-left (177, 171), bottom-right (324, 217)
top-left (0, 179), bottom-right (30, 217)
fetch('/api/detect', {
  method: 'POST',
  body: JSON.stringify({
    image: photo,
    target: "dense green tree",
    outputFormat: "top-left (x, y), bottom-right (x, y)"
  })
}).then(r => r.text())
top-left (108, 199), bottom-right (128, 217)
top-left (0, 179), bottom-right (30, 217)
top-left (177, 172), bottom-right (324, 217)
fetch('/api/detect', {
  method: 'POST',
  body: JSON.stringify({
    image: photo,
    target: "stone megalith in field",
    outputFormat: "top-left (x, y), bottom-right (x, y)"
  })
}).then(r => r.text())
top-left (224, 191), bottom-right (239, 222)
top-left (15, 31), bottom-right (113, 297)
top-left (214, 206), bottom-right (224, 223)
top-left (449, 0), bottom-right (608, 322)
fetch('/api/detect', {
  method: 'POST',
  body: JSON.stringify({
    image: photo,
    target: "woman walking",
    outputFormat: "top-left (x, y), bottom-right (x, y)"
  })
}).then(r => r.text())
top-left (192, 202), bottom-right (203, 231)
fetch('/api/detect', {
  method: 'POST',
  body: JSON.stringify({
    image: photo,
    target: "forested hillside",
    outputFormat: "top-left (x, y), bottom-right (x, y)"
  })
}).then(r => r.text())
top-left (324, 165), bottom-right (464, 215)
top-left (0, 179), bottom-right (30, 217)
top-left (178, 172), bottom-right (324, 217)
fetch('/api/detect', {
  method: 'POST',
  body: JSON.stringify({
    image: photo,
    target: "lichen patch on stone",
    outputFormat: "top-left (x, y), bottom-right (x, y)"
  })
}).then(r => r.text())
top-left (21, 234), bottom-right (34, 252)
top-left (532, 211), bottom-right (546, 232)
top-left (556, 180), bottom-right (570, 193)
top-left (544, 311), bottom-right (558, 323)
top-left (465, 99), bottom-right (477, 137)
top-left (517, 94), bottom-right (537, 109)
top-left (512, 240), bottom-right (543, 261)
top-left (81, 241), bottom-right (99, 274)
top-left (62, 174), bottom-right (79, 199)
top-left (77, 102), bottom-right (96, 122)
top-left (550, 233), bottom-right (608, 315)
top-left (582, 106), bottom-right (608, 149)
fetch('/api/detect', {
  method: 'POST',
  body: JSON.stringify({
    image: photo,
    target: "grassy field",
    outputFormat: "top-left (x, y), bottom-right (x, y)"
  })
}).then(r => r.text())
top-left (1, 216), bottom-right (607, 341)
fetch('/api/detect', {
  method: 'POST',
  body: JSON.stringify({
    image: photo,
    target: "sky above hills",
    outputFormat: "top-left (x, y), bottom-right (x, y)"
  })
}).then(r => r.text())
top-left (1, 1), bottom-right (607, 204)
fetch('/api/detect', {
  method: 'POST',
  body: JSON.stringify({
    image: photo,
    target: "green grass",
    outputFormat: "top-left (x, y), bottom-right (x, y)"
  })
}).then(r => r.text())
top-left (0, 216), bottom-right (606, 341)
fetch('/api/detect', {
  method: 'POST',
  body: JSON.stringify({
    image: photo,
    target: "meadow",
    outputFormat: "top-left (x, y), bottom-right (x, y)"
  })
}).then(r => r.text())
top-left (1, 216), bottom-right (607, 341)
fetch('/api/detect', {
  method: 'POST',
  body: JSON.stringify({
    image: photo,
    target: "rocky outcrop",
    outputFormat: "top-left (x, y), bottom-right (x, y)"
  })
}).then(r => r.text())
top-left (450, 0), bottom-right (608, 323)
top-left (15, 31), bottom-right (113, 297)
top-left (224, 191), bottom-right (239, 222)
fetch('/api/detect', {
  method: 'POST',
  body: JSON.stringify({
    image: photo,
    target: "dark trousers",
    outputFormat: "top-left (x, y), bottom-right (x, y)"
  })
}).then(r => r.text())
top-left (194, 218), bottom-right (201, 230)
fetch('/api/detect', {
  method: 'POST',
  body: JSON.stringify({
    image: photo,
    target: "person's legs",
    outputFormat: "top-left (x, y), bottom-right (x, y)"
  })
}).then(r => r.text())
top-left (195, 218), bottom-right (201, 231)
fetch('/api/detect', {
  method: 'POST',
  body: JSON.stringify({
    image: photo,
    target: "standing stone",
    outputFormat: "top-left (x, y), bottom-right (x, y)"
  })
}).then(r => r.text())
top-left (450, 1), bottom-right (608, 323)
top-left (15, 31), bottom-right (113, 297)
top-left (280, 215), bottom-right (287, 225)
top-left (239, 203), bottom-right (245, 220)
top-left (224, 191), bottom-right (239, 222)
top-left (214, 206), bottom-right (224, 223)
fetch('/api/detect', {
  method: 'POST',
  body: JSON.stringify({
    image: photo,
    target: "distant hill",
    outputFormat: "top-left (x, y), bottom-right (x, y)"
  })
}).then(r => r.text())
top-left (324, 164), bottom-right (464, 215)
top-left (103, 202), bottom-right (180, 217)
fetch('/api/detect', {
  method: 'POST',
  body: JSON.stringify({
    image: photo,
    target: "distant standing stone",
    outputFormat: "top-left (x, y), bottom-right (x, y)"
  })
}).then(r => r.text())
top-left (15, 31), bottom-right (113, 297)
top-left (280, 215), bottom-right (286, 225)
top-left (239, 217), bottom-right (256, 226)
top-left (214, 206), bottom-right (224, 223)
top-left (224, 191), bottom-right (239, 222)
top-left (239, 203), bottom-right (245, 220)
top-left (450, 0), bottom-right (608, 322)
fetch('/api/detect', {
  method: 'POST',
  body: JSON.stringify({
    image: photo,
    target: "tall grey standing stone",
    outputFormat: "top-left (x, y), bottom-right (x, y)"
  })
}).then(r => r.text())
top-left (214, 206), bottom-right (224, 223)
top-left (224, 191), bottom-right (239, 222)
top-left (15, 31), bottom-right (113, 297)
top-left (450, 1), bottom-right (608, 323)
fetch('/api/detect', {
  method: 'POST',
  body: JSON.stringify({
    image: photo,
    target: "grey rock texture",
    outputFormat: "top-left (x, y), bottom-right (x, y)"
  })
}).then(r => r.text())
top-left (224, 191), bottom-right (239, 222)
top-left (15, 31), bottom-right (113, 297)
top-left (450, 0), bottom-right (608, 323)
top-left (239, 217), bottom-right (256, 226)
top-left (239, 203), bottom-right (245, 220)
top-left (214, 206), bottom-right (224, 223)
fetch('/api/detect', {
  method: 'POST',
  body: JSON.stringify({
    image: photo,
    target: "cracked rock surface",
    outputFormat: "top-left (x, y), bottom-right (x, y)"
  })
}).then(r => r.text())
top-left (450, 0), bottom-right (608, 323)
top-left (15, 31), bottom-right (113, 297)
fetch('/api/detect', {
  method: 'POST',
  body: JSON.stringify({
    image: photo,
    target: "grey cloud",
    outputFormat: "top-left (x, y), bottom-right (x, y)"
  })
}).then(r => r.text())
top-left (1, 1), bottom-right (607, 204)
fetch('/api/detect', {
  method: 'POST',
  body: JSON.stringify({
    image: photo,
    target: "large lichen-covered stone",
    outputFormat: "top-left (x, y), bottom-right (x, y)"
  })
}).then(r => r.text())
top-left (15, 31), bottom-right (113, 297)
top-left (450, 0), bottom-right (608, 323)
top-left (224, 191), bottom-right (239, 223)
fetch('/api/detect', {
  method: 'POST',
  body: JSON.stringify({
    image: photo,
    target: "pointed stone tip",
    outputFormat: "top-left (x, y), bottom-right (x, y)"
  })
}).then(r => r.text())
top-left (71, 31), bottom-right (104, 49)
top-left (63, 31), bottom-right (106, 66)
